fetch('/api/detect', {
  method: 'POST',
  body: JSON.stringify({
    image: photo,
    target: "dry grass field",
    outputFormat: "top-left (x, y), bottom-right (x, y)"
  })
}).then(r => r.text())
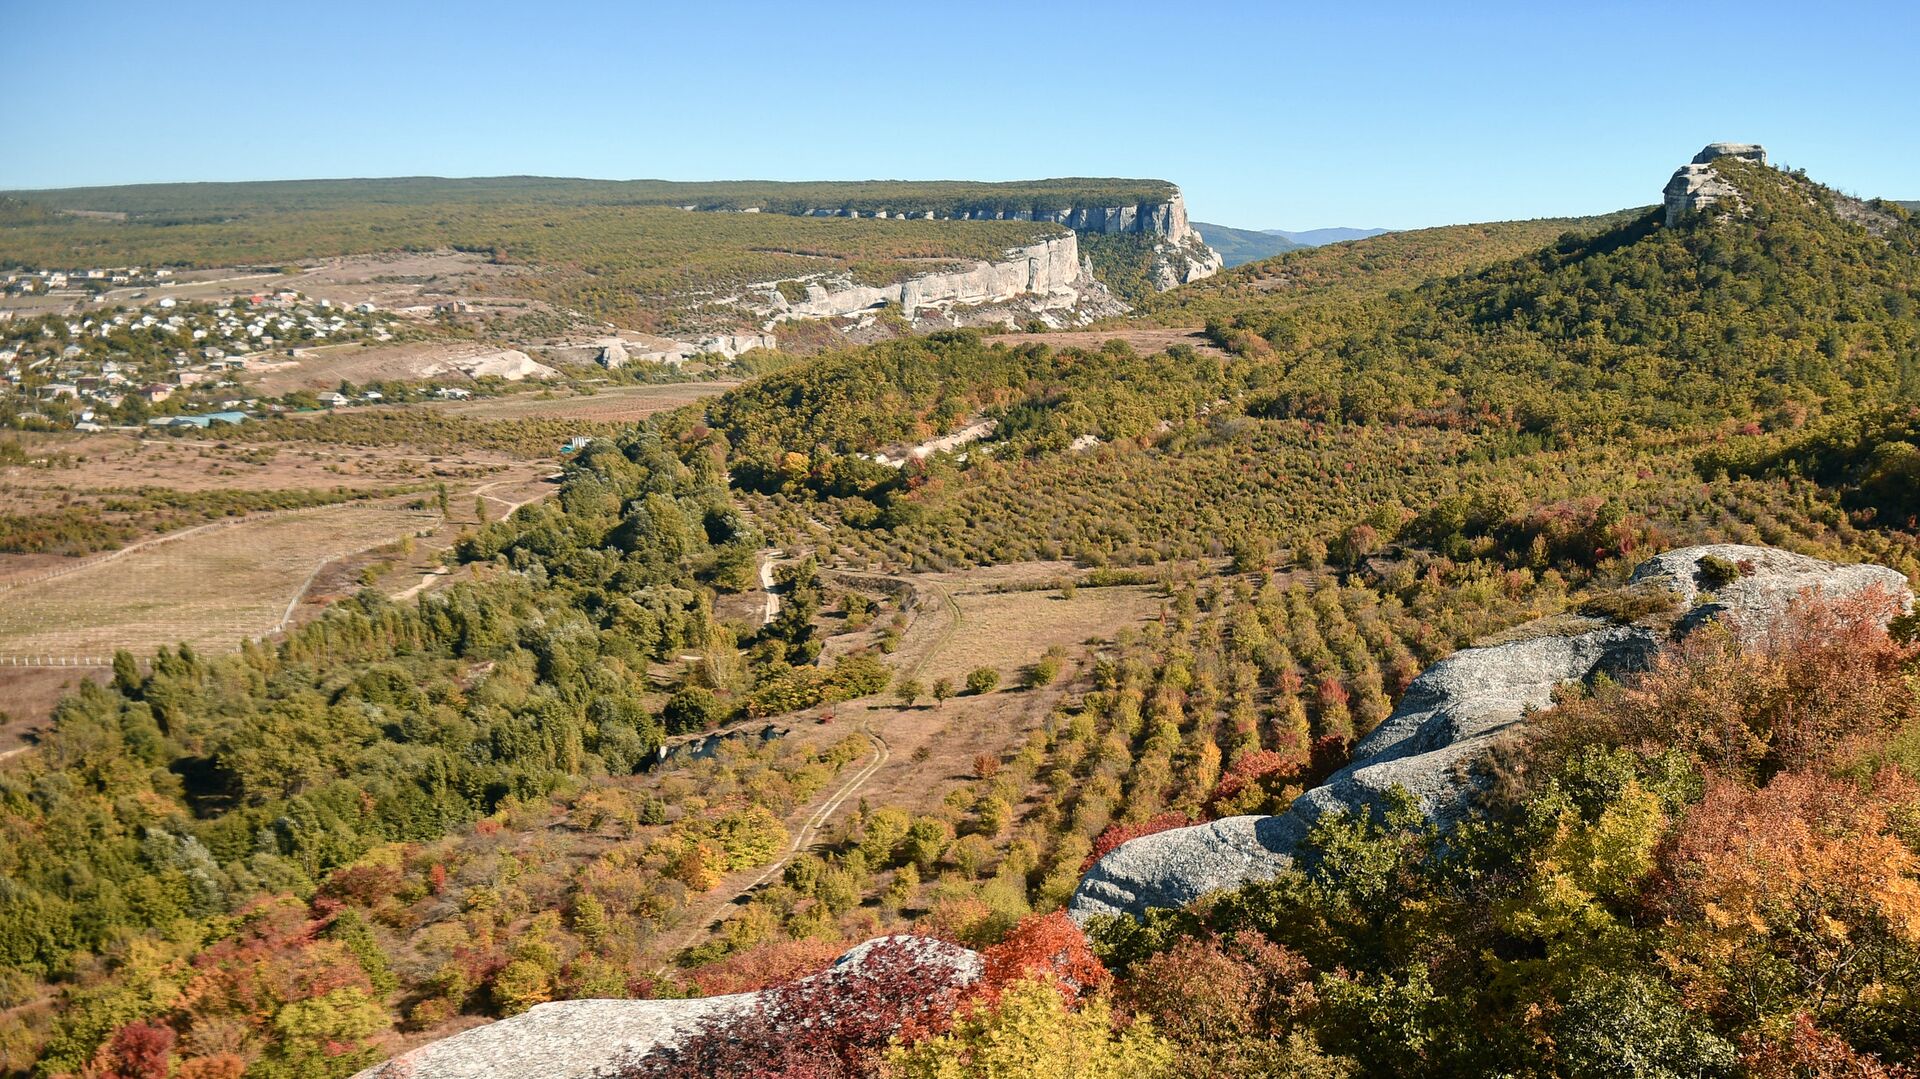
top-left (435, 381), bottom-right (738, 423)
top-left (0, 497), bottom-right (441, 660)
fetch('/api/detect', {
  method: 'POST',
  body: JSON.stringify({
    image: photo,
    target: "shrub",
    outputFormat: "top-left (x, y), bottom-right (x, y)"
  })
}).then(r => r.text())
top-left (965, 667), bottom-right (1000, 695)
top-left (1577, 585), bottom-right (1681, 624)
top-left (1695, 553), bottom-right (1745, 589)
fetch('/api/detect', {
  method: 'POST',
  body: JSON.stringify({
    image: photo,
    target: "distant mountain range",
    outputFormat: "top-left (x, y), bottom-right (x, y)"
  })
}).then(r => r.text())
top-left (1191, 222), bottom-right (1300, 267)
top-left (1263, 226), bottom-right (1392, 246)
top-left (1192, 222), bottom-right (1393, 267)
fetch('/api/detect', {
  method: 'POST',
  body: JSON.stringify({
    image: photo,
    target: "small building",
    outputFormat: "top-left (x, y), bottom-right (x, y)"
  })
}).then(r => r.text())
top-left (317, 391), bottom-right (350, 408)
top-left (560, 436), bottom-right (593, 455)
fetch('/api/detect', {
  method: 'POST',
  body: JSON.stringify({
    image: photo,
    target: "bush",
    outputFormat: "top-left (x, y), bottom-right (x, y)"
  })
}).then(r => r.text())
top-left (1025, 654), bottom-right (1063, 689)
top-left (1695, 553), bottom-right (1745, 589)
top-left (1577, 585), bottom-right (1681, 625)
top-left (965, 667), bottom-right (1000, 695)
top-left (663, 687), bottom-right (727, 734)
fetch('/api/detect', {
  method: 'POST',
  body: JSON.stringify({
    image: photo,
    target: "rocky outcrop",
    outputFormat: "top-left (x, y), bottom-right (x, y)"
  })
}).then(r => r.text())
top-left (1665, 142), bottom-right (1768, 226)
top-left (354, 936), bottom-right (980, 1079)
top-left (1069, 544), bottom-right (1911, 923)
top-left (745, 234), bottom-right (1127, 332)
top-left (740, 189), bottom-right (1221, 293)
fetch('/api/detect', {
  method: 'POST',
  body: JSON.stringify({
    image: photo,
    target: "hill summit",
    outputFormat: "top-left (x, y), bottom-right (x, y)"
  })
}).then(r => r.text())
top-left (1662, 141), bottom-right (1768, 225)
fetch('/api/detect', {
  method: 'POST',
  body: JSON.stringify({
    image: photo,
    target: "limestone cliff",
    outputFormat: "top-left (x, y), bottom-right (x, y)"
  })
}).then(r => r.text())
top-left (736, 188), bottom-right (1222, 294)
top-left (1664, 142), bottom-right (1768, 226)
top-left (740, 232), bottom-right (1127, 334)
top-left (1068, 544), bottom-right (1913, 923)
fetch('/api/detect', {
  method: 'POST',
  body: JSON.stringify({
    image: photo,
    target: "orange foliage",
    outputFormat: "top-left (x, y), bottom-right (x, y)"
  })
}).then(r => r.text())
top-left (1123, 932), bottom-right (1313, 1049)
top-left (1208, 749), bottom-right (1307, 814)
top-left (1542, 588), bottom-right (1918, 776)
top-left (688, 938), bottom-right (845, 996)
top-left (976, 912), bottom-right (1108, 1006)
top-left (1659, 768), bottom-right (1920, 1023)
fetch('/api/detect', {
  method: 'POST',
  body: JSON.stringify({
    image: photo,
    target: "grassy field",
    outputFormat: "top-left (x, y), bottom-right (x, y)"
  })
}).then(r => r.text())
top-left (0, 497), bottom-right (442, 660)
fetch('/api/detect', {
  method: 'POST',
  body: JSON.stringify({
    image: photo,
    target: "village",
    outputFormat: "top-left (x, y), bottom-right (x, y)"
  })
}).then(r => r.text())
top-left (0, 285), bottom-right (438, 430)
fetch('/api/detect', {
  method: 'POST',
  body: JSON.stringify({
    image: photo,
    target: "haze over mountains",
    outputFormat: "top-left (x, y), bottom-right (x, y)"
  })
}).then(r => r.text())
top-left (1192, 221), bottom-right (1393, 267)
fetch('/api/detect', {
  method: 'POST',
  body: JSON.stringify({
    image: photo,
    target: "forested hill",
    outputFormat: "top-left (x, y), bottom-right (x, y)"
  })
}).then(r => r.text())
top-left (1139, 210), bottom-right (1646, 325)
top-left (1200, 158), bottom-right (1918, 434)
top-left (0, 177), bottom-right (1178, 219)
top-left (1192, 222), bottom-right (1300, 266)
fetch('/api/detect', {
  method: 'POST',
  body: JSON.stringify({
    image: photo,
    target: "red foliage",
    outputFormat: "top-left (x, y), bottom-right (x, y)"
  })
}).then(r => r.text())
top-left (94, 1021), bottom-right (175, 1079)
top-left (427, 862), bottom-right (449, 895)
top-left (1305, 734), bottom-right (1352, 787)
top-left (1082, 812), bottom-right (1196, 871)
top-left (1315, 676), bottom-right (1350, 709)
top-left (319, 861), bottom-right (405, 907)
top-left (1743, 1013), bottom-right (1914, 1079)
top-left (976, 912), bottom-right (1108, 1007)
top-left (623, 938), bottom-right (975, 1079)
top-left (91, 1013), bottom-right (174, 1075)
top-left (1208, 750), bottom-right (1306, 812)
top-left (688, 937), bottom-right (845, 996)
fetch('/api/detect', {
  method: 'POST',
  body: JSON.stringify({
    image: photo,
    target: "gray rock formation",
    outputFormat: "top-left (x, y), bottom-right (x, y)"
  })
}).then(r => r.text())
top-left (727, 189), bottom-right (1221, 293)
top-left (354, 936), bottom-right (981, 1079)
top-left (1692, 142), bottom-right (1768, 166)
top-left (751, 234), bottom-right (1102, 324)
top-left (1665, 142), bottom-right (1768, 226)
top-left (1069, 544), bottom-right (1911, 923)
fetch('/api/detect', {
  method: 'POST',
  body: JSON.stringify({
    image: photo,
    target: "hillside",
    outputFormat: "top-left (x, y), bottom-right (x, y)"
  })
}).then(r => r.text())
top-left (1192, 221), bottom-right (1300, 266)
top-left (1132, 209), bottom-right (1643, 325)
top-left (3, 147), bottom-right (1919, 1079)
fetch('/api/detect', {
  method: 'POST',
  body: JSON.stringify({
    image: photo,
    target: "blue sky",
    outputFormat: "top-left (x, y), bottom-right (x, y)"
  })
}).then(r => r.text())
top-left (3, 0), bottom-right (1914, 229)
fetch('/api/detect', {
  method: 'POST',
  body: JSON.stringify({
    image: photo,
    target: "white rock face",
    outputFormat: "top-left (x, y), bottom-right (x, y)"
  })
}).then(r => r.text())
top-left (354, 936), bottom-right (981, 1079)
top-left (757, 234), bottom-right (1094, 322)
top-left (1068, 544), bottom-right (1912, 923)
top-left (1665, 142), bottom-right (1768, 226)
top-left (420, 349), bottom-right (559, 382)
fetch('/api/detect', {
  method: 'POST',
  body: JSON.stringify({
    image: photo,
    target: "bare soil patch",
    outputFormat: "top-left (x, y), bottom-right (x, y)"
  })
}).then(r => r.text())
top-left (0, 667), bottom-right (106, 753)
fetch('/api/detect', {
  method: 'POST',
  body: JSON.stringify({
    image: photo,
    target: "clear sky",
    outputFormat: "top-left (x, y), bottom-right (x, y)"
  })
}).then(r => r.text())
top-left (3, 0), bottom-right (1914, 229)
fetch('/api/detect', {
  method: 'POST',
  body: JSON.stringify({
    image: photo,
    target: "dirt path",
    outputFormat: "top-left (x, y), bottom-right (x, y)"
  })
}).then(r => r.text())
top-left (645, 557), bottom-right (966, 969)
top-left (758, 549), bottom-right (783, 626)
top-left (652, 718), bottom-right (890, 970)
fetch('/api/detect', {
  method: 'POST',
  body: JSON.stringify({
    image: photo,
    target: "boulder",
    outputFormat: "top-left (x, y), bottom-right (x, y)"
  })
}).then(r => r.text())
top-left (354, 936), bottom-right (980, 1079)
top-left (1068, 544), bottom-right (1911, 923)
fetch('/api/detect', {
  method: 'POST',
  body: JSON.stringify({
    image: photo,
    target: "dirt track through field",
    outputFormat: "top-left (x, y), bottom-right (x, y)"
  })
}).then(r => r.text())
top-left (646, 559), bottom-right (966, 969)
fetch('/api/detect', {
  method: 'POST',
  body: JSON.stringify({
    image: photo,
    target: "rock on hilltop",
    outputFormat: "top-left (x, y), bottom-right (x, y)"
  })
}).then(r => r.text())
top-left (1068, 544), bottom-right (1911, 923)
top-left (1664, 142), bottom-right (1769, 226)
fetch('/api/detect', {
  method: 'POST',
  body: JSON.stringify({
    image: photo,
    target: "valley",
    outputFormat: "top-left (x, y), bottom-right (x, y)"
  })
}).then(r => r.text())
top-left (1, 138), bottom-right (1918, 1079)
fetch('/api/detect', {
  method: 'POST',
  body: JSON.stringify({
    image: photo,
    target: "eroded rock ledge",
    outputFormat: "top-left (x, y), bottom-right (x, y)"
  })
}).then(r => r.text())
top-left (1068, 544), bottom-right (1911, 923)
top-left (1664, 142), bottom-right (1768, 226)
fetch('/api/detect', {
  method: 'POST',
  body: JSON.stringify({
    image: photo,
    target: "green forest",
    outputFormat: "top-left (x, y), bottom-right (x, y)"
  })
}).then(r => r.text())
top-left (3, 154), bottom-right (1919, 1078)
